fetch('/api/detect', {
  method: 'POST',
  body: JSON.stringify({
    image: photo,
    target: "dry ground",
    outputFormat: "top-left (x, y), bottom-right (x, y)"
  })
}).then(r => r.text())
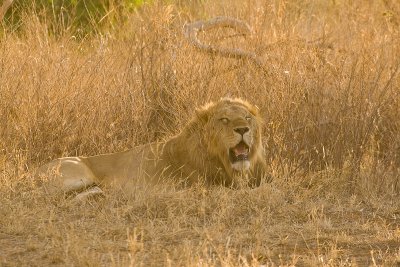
top-left (1, 0), bottom-right (400, 266)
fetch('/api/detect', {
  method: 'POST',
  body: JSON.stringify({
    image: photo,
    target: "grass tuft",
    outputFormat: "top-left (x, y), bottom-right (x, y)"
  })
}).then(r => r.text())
top-left (1, 0), bottom-right (400, 265)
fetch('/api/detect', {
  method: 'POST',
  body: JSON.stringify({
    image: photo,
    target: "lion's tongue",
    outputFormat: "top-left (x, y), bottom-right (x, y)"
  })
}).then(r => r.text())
top-left (233, 142), bottom-right (248, 156)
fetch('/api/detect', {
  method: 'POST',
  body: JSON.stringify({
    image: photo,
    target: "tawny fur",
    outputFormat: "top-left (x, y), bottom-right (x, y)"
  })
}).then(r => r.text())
top-left (36, 98), bottom-right (268, 198)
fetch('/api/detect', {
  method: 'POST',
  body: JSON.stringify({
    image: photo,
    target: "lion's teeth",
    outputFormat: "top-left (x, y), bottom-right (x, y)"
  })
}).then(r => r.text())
top-left (234, 148), bottom-right (249, 156)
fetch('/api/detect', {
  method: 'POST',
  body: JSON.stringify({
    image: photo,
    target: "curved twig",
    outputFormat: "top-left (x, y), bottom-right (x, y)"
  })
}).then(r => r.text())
top-left (0, 0), bottom-right (14, 21)
top-left (183, 17), bottom-right (266, 71)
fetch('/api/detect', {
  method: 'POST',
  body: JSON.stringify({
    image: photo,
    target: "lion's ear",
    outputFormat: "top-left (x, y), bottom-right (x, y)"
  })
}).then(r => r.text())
top-left (195, 108), bottom-right (210, 124)
top-left (247, 105), bottom-right (264, 125)
top-left (247, 104), bottom-right (260, 116)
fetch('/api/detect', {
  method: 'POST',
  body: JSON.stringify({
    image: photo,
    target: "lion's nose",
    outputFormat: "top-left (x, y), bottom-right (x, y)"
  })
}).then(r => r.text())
top-left (234, 127), bottom-right (250, 135)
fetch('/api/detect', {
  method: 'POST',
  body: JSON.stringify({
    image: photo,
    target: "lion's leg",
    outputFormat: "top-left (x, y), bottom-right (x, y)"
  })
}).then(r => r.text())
top-left (73, 186), bottom-right (104, 202)
top-left (38, 157), bottom-right (98, 196)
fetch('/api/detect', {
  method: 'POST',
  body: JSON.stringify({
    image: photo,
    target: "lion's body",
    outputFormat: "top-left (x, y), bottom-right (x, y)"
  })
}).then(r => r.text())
top-left (38, 143), bottom-right (165, 195)
top-left (37, 98), bottom-right (268, 198)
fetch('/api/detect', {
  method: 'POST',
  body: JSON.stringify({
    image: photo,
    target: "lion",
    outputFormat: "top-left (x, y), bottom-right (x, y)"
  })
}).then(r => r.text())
top-left (36, 98), bottom-right (268, 200)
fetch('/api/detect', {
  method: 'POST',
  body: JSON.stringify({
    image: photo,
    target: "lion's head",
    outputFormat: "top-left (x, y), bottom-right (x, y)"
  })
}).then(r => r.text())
top-left (165, 98), bottom-right (266, 187)
top-left (198, 97), bottom-right (263, 172)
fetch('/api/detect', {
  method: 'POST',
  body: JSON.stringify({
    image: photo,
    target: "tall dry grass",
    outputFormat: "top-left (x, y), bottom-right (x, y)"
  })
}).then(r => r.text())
top-left (1, 0), bottom-right (400, 266)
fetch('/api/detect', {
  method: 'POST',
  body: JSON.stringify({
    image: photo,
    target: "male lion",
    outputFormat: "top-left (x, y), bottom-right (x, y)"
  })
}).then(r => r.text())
top-left (37, 98), bottom-right (268, 199)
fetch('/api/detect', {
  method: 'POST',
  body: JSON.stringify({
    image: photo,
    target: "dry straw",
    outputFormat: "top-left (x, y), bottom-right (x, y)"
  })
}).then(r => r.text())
top-left (1, 0), bottom-right (400, 266)
top-left (0, 0), bottom-right (13, 21)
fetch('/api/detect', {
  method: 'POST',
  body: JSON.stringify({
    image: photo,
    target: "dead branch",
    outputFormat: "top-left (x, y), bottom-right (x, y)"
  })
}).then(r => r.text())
top-left (183, 17), bottom-right (266, 71)
top-left (0, 0), bottom-right (14, 21)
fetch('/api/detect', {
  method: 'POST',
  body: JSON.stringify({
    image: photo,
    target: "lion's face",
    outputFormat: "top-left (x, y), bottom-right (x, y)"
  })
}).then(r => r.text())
top-left (198, 98), bottom-right (263, 174)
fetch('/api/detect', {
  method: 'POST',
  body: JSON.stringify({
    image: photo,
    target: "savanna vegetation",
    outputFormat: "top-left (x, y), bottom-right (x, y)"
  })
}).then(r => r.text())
top-left (1, 0), bottom-right (399, 265)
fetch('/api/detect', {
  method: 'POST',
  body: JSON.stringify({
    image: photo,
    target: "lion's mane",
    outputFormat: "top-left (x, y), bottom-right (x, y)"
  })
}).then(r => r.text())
top-left (161, 98), bottom-right (267, 187)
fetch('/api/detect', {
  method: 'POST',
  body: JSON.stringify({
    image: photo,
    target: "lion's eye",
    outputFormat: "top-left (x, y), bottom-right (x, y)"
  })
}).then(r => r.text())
top-left (245, 116), bottom-right (252, 121)
top-left (220, 118), bottom-right (229, 124)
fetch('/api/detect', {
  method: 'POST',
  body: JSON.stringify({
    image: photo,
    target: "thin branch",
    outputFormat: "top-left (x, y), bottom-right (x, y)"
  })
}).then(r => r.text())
top-left (183, 17), bottom-right (267, 72)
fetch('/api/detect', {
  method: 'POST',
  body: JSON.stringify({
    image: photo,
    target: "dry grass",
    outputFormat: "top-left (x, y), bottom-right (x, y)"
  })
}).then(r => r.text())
top-left (1, 0), bottom-right (400, 266)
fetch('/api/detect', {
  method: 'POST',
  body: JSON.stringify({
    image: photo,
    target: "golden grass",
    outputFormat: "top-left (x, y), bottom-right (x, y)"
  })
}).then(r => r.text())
top-left (1, 0), bottom-right (400, 265)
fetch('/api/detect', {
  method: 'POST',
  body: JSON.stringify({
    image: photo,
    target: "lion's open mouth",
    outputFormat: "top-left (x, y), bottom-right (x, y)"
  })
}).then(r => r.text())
top-left (229, 141), bottom-right (249, 163)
